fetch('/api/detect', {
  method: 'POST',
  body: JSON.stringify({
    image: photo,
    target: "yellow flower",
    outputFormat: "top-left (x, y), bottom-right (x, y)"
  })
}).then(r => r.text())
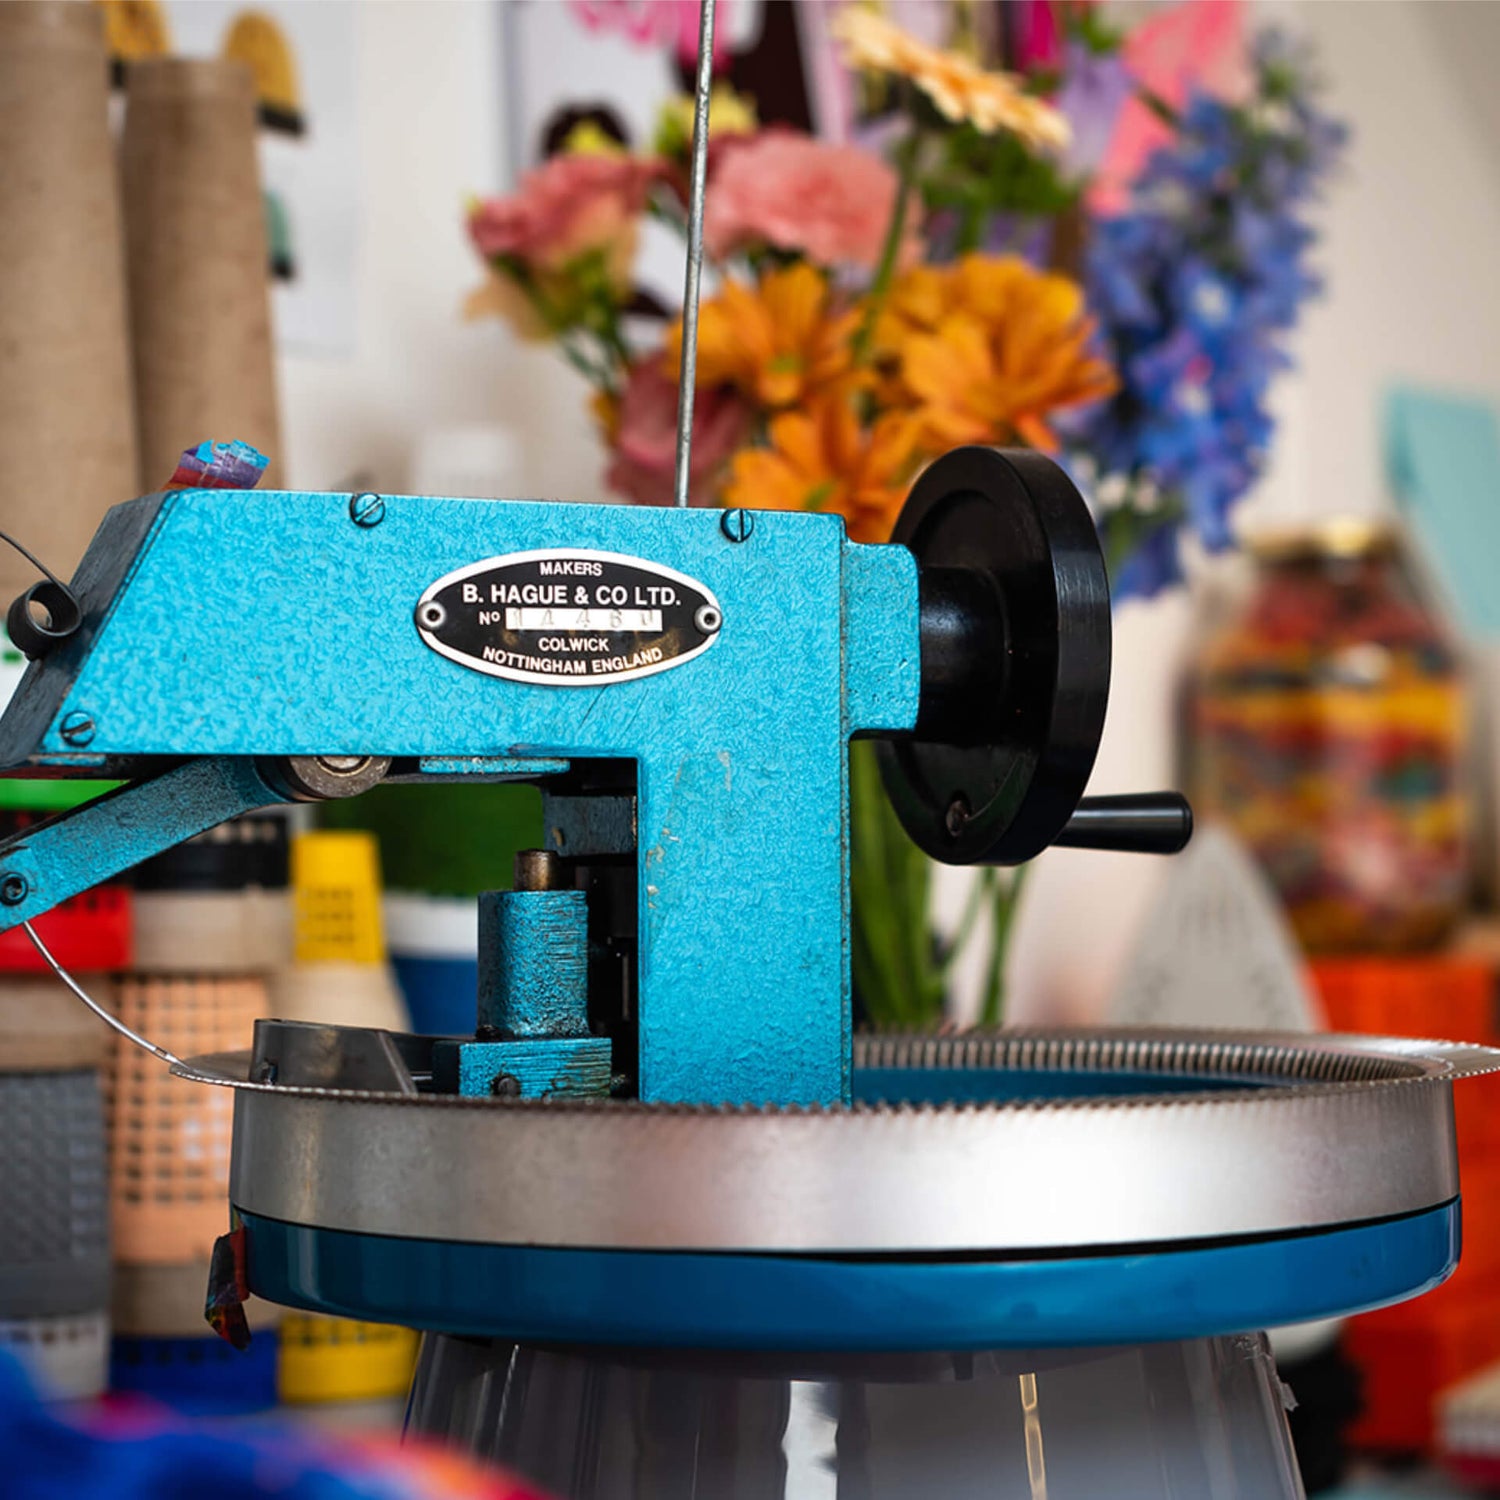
top-left (724, 395), bottom-right (922, 544)
top-left (654, 84), bottom-right (758, 158)
top-left (893, 255), bottom-right (1116, 450)
top-left (831, 6), bottom-right (1070, 154)
top-left (670, 263), bottom-right (859, 411)
top-left (562, 119), bottom-right (628, 157)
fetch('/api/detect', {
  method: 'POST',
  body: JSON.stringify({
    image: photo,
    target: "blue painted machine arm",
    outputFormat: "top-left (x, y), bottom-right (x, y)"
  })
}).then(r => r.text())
top-left (0, 757), bottom-right (286, 933)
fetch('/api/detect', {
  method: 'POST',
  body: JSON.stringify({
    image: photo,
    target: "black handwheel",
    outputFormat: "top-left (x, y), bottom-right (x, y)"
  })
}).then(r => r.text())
top-left (877, 446), bottom-right (1112, 866)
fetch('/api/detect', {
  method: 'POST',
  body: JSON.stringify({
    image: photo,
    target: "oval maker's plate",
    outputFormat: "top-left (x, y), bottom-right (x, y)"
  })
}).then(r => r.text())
top-left (414, 548), bottom-right (723, 687)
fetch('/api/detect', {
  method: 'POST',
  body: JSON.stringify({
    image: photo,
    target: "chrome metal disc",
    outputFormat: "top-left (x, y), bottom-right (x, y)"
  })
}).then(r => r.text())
top-left (181, 1026), bottom-right (1500, 1256)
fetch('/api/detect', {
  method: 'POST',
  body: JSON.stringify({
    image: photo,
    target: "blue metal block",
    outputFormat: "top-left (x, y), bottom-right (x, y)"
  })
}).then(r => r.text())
top-left (477, 889), bottom-right (589, 1037)
top-left (0, 494), bottom-right (922, 1108)
top-left (432, 1036), bottom-right (612, 1099)
top-left (842, 542), bottom-right (921, 732)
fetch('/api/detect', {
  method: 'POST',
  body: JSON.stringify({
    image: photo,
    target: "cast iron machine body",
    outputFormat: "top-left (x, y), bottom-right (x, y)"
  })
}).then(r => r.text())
top-left (0, 447), bottom-right (1173, 1110)
top-left (0, 448), bottom-right (1491, 1498)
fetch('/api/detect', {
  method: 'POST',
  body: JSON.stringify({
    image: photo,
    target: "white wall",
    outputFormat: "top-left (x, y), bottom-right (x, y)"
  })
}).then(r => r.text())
top-left (272, 1), bottom-right (1500, 1020)
top-left (276, 0), bottom-right (605, 501)
top-left (1246, 0), bottom-right (1500, 528)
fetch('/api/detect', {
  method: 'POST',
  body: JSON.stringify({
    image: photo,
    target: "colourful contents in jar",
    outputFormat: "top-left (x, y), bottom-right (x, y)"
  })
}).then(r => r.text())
top-left (1191, 530), bottom-right (1468, 953)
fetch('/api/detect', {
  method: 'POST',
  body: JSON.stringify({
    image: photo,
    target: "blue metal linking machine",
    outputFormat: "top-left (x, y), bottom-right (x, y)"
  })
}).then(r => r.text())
top-left (0, 443), bottom-right (1494, 1497)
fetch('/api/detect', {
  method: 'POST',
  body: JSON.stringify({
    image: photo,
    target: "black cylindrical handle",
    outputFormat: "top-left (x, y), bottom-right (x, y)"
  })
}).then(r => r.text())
top-left (913, 566), bottom-right (1006, 742)
top-left (1053, 793), bottom-right (1193, 855)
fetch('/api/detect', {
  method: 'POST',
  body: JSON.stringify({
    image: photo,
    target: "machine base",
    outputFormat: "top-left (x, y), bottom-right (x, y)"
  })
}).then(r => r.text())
top-left (406, 1331), bottom-right (1306, 1499)
top-left (241, 1202), bottom-right (1458, 1351)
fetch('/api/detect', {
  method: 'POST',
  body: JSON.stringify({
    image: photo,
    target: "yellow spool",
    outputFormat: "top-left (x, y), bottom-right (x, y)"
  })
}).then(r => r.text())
top-left (291, 831), bottom-right (387, 965)
top-left (95, 0), bottom-right (172, 66)
top-left (278, 1313), bottom-right (418, 1405)
top-left (221, 10), bottom-right (303, 128)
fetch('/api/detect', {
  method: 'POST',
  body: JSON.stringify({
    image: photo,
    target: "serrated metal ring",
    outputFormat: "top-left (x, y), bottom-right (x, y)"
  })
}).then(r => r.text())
top-left (182, 1028), bottom-right (1500, 1256)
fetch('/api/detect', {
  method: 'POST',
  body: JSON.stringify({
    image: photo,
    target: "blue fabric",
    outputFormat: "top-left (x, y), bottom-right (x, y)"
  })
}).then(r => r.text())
top-left (109, 1333), bottom-right (278, 1416)
top-left (0, 1348), bottom-right (484, 1499)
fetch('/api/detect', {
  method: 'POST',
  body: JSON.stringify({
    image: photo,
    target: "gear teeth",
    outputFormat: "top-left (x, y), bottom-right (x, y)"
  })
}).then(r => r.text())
top-left (177, 1027), bottom-right (1500, 1116)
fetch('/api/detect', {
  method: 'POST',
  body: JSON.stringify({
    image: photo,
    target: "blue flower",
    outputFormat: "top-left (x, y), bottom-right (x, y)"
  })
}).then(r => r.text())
top-left (1112, 519), bottom-right (1184, 599)
top-left (1068, 27), bottom-right (1345, 600)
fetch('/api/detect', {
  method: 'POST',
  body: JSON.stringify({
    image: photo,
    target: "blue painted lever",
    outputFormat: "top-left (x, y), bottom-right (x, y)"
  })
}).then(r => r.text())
top-left (0, 757), bottom-right (285, 932)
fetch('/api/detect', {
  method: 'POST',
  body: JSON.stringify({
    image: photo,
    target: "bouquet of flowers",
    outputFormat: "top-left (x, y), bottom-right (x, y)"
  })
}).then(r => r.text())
top-left (464, 1), bottom-right (1343, 1024)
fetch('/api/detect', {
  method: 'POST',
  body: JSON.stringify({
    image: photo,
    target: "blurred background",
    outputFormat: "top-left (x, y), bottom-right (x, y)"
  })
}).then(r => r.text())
top-left (6, 1), bottom-right (1500, 1496)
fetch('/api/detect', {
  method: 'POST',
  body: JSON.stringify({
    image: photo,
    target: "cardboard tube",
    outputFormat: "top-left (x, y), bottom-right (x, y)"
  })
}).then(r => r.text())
top-left (0, 2), bottom-right (138, 604)
top-left (120, 58), bottom-right (282, 490)
top-left (0, 974), bottom-right (110, 1073)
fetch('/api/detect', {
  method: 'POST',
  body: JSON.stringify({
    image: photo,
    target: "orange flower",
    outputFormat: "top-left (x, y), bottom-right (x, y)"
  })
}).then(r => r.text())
top-left (893, 255), bottom-right (1116, 450)
top-left (831, 6), bottom-right (1070, 154)
top-left (870, 263), bottom-right (966, 390)
top-left (590, 385), bottom-right (621, 445)
top-left (723, 395), bottom-right (922, 543)
top-left (668, 263), bottom-right (858, 411)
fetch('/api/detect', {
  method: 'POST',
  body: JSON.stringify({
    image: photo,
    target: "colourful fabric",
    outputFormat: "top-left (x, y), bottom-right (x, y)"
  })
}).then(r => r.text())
top-left (167, 440), bottom-right (270, 491)
top-left (0, 1351), bottom-right (552, 1500)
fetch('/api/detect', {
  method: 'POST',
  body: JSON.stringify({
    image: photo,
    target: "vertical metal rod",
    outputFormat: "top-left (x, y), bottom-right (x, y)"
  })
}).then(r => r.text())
top-left (672, 0), bottom-right (718, 509)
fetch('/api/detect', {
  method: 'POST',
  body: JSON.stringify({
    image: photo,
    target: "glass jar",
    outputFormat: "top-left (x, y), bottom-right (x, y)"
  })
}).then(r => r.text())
top-left (1189, 521), bottom-right (1469, 953)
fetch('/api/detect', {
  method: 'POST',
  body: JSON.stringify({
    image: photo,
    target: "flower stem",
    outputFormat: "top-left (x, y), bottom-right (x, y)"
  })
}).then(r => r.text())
top-left (559, 336), bottom-right (615, 393)
top-left (852, 125), bottom-right (921, 364)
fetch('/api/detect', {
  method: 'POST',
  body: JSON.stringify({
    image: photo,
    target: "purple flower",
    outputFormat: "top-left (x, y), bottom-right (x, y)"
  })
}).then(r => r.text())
top-left (1058, 44), bottom-right (1134, 180)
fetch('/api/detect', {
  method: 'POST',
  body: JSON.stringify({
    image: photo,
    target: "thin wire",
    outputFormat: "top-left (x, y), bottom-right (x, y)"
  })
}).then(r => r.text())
top-left (671, 0), bottom-right (718, 509)
top-left (22, 919), bottom-right (181, 1067)
top-left (0, 528), bottom-right (70, 591)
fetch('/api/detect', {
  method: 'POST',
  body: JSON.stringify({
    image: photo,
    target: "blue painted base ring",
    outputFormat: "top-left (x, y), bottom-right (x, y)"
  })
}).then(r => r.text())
top-left (240, 1200), bottom-right (1460, 1352)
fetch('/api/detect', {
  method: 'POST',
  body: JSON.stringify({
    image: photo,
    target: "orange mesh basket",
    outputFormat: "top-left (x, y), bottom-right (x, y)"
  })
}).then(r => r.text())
top-left (105, 975), bottom-right (266, 1265)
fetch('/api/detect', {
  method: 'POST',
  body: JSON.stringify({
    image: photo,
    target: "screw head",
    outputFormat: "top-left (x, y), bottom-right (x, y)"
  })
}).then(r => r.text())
top-left (491, 1073), bottom-right (523, 1098)
top-left (720, 508), bottom-right (754, 543)
top-left (944, 795), bottom-right (971, 839)
top-left (58, 711), bottom-right (95, 747)
top-left (0, 873), bottom-right (28, 907)
top-left (349, 491), bottom-right (386, 527)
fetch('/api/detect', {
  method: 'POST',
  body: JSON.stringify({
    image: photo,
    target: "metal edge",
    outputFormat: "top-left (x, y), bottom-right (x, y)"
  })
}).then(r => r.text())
top-left (207, 1028), bottom-right (1486, 1255)
top-left (177, 1027), bottom-right (1500, 1107)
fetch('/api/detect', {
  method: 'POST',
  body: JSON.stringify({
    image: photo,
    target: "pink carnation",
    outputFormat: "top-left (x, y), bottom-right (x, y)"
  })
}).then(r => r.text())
top-left (703, 132), bottom-right (911, 270)
top-left (605, 359), bottom-right (750, 507)
top-left (468, 154), bottom-right (659, 275)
